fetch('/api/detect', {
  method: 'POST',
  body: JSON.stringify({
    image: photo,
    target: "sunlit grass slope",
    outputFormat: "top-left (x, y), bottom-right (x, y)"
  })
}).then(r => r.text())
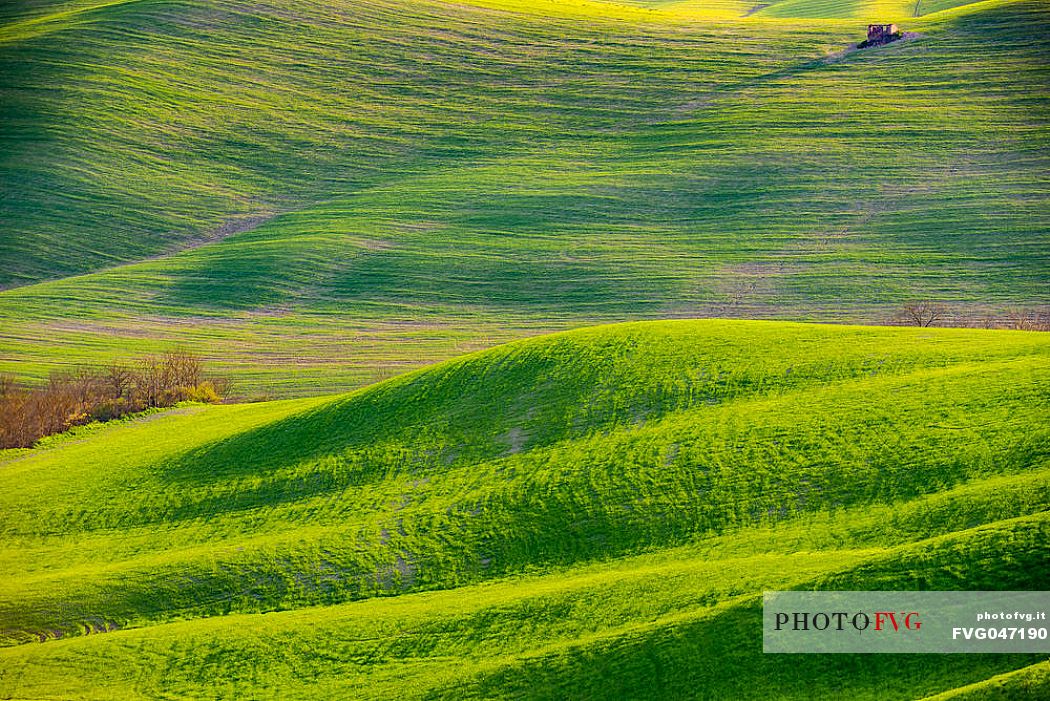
top-left (754, 0), bottom-right (982, 19)
top-left (0, 320), bottom-right (1047, 698)
top-left (1, 0), bottom-right (1048, 395)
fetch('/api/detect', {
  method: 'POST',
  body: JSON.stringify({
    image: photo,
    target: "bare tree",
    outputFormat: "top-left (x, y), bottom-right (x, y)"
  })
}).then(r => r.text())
top-left (104, 362), bottom-right (134, 399)
top-left (901, 301), bottom-right (947, 327)
top-left (163, 349), bottom-right (203, 389)
top-left (135, 355), bottom-right (164, 408)
top-left (1003, 308), bottom-right (1050, 331)
top-left (0, 376), bottom-right (28, 448)
top-left (209, 374), bottom-right (234, 400)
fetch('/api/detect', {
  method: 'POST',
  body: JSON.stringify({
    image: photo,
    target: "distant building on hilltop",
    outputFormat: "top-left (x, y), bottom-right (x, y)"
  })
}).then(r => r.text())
top-left (865, 24), bottom-right (900, 46)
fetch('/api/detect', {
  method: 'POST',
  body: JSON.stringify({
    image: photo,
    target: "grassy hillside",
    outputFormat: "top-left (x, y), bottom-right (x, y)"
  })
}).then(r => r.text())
top-left (1, 0), bottom-right (1047, 395)
top-left (754, 0), bottom-right (981, 19)
top-left (0, 320), bottom-right (1047, 698)
top-left (1, 0), bottom-right (1046, 696)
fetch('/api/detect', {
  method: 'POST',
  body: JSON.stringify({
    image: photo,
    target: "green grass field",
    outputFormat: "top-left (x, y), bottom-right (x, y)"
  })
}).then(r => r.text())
top-left (1, 0), bottom-right (1047, 395)
top-left (1, 0), bottom-right (1048, 697)
top-left (1, 320), bottom-right (1048, 698)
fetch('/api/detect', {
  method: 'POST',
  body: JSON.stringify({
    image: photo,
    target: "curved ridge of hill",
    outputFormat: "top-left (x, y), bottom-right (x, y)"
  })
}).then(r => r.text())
top-left (0, 319), bottom-right (1047, 698)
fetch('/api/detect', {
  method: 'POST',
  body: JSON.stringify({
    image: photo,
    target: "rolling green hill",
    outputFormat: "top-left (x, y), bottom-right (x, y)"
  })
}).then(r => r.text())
top-left (1, 0), bottom-right (1048, 395)
top-left (2, 0), bottom-right (1047, 698)
top-left (1, 320), bottom-right (1048, 698)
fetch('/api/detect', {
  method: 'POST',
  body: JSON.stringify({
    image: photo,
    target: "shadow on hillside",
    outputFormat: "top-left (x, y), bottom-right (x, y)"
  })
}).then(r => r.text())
top-left (443, 529), bottom-right (1050, 700)
top-left (455, 597), bottom-right (1044, 701)
top-left (158, 354), bottom-right (538, 487)
top-left (158, 333), bottom-right (659, 486)
top-left (161, 392), bottom-right (393, 483)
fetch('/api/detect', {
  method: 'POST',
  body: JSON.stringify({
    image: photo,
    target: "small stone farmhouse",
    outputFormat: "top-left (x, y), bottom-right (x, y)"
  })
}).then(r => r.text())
top-left (866, 24), bottom-right (900, 45)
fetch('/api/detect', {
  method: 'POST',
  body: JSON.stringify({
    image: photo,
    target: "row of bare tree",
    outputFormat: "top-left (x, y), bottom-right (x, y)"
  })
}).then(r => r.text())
top-left (0, 350), bottom-right (229, 449)
top-left (898, 302), bottom-right (1050, 330)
